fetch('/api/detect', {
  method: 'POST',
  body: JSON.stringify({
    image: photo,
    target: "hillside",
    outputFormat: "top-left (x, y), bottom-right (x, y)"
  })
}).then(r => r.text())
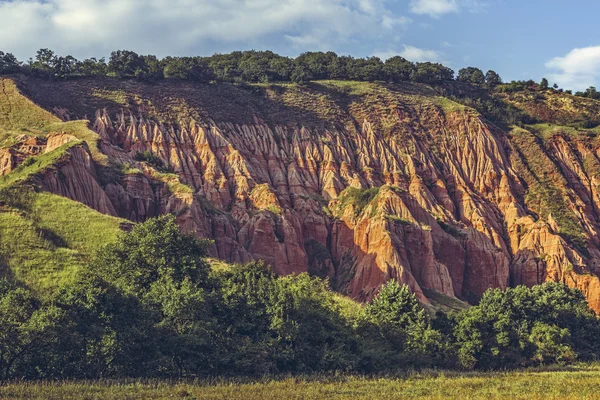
top-left (2, 74), bottom-right (600, 310)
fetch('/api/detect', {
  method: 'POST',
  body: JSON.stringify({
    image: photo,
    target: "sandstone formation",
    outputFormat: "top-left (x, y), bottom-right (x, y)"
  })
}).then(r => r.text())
top-left (5, 77), bottom-right (600, 311)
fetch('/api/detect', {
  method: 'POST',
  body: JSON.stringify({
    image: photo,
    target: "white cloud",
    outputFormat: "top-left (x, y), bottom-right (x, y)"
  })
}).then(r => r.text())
top-left (546, 46), bottom-right (600, 91)
top-left (399, 45), bottom-right (443, 62)
top-left (409, 0), bottom-right (458, 17)
top-left (409, 0), bottom-right (485, 18)
top-left (374, 45), bottom-right (443, 62)
top-left (0, 0), bottom-right (409, 59)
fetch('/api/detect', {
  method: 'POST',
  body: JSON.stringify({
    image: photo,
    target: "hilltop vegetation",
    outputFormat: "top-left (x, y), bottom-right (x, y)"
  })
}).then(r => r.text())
top-left (2, 47), bottom-right (598, 105)
top-left (5, 48), bottom-right (600, 135)
top-left (1, 49), bottom-right (456, 85)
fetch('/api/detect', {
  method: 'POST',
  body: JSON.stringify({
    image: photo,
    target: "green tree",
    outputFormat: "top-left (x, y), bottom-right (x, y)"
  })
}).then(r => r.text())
top-left (457, 67), bottom-right (485, 84)
top-left (0, 52), bottom-right (20, 73)
top-left (208, 52), bottom-right (242, 82)
top-left (485, 70), bottom-right (502, 86)
top-left (359, 282), bottom-right (446, 369)
top-left (327, 55), bottom-right (351, 80)
top-left (53, 56), bottom-right (79, 79)
top-left (528, 322), bottom-right (575, 365)
top-left (291, 66), bottom-right (312, 84)
top-left (77, 57), bottom-right (107, 76)
top-left (51, 274), bottom-right (158, 378)
top-left (294, 52), bottom-right (337, 81)
top-left (540, 77), bottom-right (549, 90)
top-left (267, 273), bottom-right (359, 373)
top-left (454, 283), bottom-right (600, 369)
top-left (0, 281), bottom-right (64, 379)
top-left (238, 51), bottom-right (273, 82)
top-left (351, 57), bottom-right (384, 81)
top-left (30, 48), bottom-right (57, 76)
top-left (146, 271), bottom-right (221, 376)
top-left (163, 57), bottom-right (213, 82)
top-left (107, 50), bottom-right (148, 79)
top-left (269, 56), bottom-right (294, 81)
top-left (583, 86), bottom-right (600, 99)
top-left (139, 55), bottom-right (164, 80)
top-left (410, 62), bottom-right (454, 83)
top-left (216, 261), bottom-right (278, 374)
top-left (88, 216), bottom-right (217, 376)
top-left (363, 282), bottom-right (426, 328)
top-left (90, 215), bottom-right (212, 297)
top-left (383, 56), bottom-right (414, 82)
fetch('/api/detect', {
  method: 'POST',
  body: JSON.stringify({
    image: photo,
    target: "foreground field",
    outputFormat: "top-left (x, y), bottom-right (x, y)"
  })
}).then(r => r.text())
top-left (3, 365), bottom-right (600, 400)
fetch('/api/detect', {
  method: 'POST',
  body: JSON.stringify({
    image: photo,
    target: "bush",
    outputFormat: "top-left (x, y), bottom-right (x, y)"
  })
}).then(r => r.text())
top-left (529, 322), bottom-right (576, 365)
top-left (134, 151), bottom-right (170, 172)
top-left (454, 283), bottom-right (600, 369)
top-left (334, 186), bottom-right (380, 217)
top-left (90, 215), bottom-right (212, 296)
top-left (457, 67), bottom-right (485, 84)
top-left (358, 282), bottom-right (448, 370)
top-left (2, 48), bottom-right (460, 85)
top-left (0, 215), bottom-right (596, 379)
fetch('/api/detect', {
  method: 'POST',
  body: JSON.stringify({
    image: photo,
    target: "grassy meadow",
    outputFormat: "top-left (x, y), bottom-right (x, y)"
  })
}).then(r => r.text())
top-left (2, 365), bottom-right (600, 399)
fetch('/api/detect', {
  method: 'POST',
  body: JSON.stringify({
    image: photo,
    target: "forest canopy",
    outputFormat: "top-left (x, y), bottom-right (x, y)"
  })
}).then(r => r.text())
top-left (1, 48), bottom-right (469, 85)
top-left (4, 48), bottom-right (596, 98)
top-left (1, 216), bottom-right (599, 379)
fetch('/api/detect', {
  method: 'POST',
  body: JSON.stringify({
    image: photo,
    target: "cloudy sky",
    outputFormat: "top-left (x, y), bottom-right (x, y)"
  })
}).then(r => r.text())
top-left (0, 0), bottom-right (599, 90)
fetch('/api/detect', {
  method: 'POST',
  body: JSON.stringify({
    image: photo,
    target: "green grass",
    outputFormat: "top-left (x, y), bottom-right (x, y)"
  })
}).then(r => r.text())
top-left (4, 365), bottom-right (600, 399)
top-left (432, 96), bottom-right (469, 112)
top-left (422, 288), bottom-right (470, 312)
top-left (315, 80), bottom-right (379, 96)
top-left (386, 214), bottom-right (414, 225)
top-left (527, 123), bottom-right (600, 140)
top-left (0, 78), bottom-right (108, 165)
top-left (150, 170), bottom-right (194, 194)
top-left (508, 126), bottom-right (589, 253)
top-left (0, 78), bottom-right (130, 292)
top-left (0, 141), bottom-right (83, 187)
top-left (0, 192), bottom-right (125, 293)
top-left (0, 78), bottom-right (59, 135)
top-left (43, 120), bottom-right (109, 166)
top-left (333, 186), bottom-right (380, 218)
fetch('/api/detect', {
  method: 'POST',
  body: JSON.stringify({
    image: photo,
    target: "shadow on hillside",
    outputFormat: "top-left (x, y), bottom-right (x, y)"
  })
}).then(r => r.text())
top-left (11, 75), bottom-right (455, 135)
top-left (13, 75), bottom-right (349, 131)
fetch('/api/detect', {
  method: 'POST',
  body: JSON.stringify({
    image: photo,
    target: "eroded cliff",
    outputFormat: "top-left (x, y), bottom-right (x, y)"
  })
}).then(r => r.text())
top-left (4, 76), bottom-right (600, 310)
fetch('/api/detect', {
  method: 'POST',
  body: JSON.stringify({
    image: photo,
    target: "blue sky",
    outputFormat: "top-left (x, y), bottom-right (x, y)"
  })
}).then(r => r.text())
top-left (0, 0), bottom-right (599, 90)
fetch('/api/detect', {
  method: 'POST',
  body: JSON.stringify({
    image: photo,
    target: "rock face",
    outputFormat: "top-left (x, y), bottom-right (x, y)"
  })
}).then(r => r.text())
top-left (9, 78), bottom-right (600, 311)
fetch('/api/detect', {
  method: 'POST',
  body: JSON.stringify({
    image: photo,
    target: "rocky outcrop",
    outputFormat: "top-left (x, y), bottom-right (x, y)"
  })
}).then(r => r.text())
top-left (36, 143), bottom-right (118, 216)
top-left (10, 79), bottom-right (600, 311)
top-left (81, 101), bottom-right (600, 310)
top-left (0, 135), bottom-right (46, 176)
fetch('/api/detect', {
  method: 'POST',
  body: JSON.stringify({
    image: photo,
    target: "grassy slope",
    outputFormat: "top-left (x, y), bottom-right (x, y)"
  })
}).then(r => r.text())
top-left (3, 364), bottom-right (600, 399)
top-left (0, 192), bottom-right (124, 292)
top-left (0, 78), bottom-right (109, 167)
top-left (0, 78), bottom-right (126, 291)
top-left (0, 78), bottom-right (59, 141)
top-left (0, 141), bottom-right (82, 186)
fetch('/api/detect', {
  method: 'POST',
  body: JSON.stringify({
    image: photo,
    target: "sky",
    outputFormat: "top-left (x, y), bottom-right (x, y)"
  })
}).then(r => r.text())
top-left (0, 0), bottom-right (599, 91)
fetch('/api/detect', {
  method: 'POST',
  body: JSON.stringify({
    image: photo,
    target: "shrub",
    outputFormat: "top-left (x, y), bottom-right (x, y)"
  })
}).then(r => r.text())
top-left (134, 151), bottom-right (170, 172)
top-left (334, 186), bottom-right (380, 217)
top-left (454, 283), bottom-right (600, 369)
